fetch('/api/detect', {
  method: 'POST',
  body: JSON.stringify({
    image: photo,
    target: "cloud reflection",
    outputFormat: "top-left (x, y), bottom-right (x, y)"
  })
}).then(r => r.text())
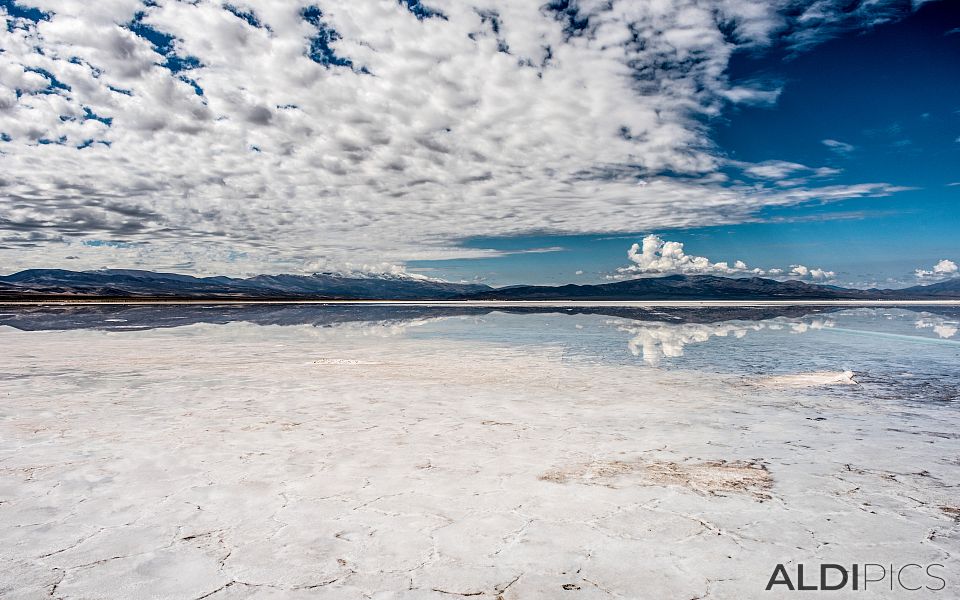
top-left (617, 318), bottom-right (836, 365)
top-left (915, 317), bottom-right (958, 339)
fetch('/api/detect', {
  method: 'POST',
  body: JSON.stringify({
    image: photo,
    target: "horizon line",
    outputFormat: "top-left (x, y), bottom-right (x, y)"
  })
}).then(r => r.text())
top-left (3, 299), bottom-right (960, 307)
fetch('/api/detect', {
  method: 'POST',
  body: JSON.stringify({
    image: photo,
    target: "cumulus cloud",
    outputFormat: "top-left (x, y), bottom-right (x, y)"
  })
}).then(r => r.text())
top-left (0, 0), bottom-right (923, 275)
top-left (615, 235), bottom-right (836, 281)
top-left (789, 264), bottom-right (836, 281)
top-left (617, 234), bottom-right (760, 277)
top-left (915, 259), bottom-right (959, 279)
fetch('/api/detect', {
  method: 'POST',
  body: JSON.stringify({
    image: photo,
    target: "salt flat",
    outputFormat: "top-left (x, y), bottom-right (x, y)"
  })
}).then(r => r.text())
top-left (1, 315), bottom-right (958, 599)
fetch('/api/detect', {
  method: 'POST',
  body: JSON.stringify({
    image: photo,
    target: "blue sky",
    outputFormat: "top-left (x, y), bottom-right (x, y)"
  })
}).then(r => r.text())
top-left (0, 0), bottom-right (958, 287)
top-left (411, 0), bottom-right (960, 287)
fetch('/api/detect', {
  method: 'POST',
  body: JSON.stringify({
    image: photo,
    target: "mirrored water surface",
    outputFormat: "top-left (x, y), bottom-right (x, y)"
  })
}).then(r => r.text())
top-left (3, 304), bottom-right (958, 404)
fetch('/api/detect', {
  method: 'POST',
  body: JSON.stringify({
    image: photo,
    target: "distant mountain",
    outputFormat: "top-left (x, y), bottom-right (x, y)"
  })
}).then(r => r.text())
top-left (0, 269), bottom-right (491, 300)
top-left (0, 269), bottom-right (957, 300)
top-left (459, 274), bottom-right (959, 301)
top-left (900, 277), bottom-right (960, 297)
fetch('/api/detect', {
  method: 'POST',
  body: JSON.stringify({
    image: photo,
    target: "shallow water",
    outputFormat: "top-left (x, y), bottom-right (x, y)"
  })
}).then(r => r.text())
top-left (4, 304), bottom-right (958, 403)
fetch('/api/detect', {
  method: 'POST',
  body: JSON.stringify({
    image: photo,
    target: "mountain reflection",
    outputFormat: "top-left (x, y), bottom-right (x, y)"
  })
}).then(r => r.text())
top-left (2, 305), bottom-right (958, 361)
top-left (0, 303), bottom-right (851, 332)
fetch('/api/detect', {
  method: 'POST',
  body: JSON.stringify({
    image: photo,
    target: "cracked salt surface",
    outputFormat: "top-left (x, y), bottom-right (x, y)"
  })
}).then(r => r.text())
top-left (0, 307), bottom-right (958, 599)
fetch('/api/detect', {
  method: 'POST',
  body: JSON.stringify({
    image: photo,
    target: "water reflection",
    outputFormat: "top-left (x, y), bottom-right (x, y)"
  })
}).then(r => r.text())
top-left (617, 317), bottom-right (837, 365)
top-left (914, 316), bottom-right (958, 339)
top-left (2, 304), bottom-right (958, 403)
top-left (0, 303), bottom-right (863, 332)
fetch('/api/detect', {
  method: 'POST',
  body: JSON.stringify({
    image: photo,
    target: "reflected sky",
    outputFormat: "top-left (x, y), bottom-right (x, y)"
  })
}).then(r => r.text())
top-left (2, 304), bottom-right (958, 404)
top-left (401, 308), bottom-right (960, 402)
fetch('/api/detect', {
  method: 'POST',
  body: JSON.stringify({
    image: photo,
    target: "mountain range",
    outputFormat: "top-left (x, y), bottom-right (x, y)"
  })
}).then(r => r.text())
top-left (0, 269), bottom-right (490, 300)
top-left (1, 269), bottom-right (959, 300)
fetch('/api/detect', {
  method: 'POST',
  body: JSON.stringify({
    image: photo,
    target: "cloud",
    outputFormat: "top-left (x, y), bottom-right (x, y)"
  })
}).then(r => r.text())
top-left (506, 246), bottom-right (566, 255)
top-left (737, 159), bottom-right (840, 185)
top-left (617, 235), bottom-right (761, 277)
top-left (789, 264), bottom-right (835, 281)
top-left (784, 0), bottom-right (918, 52)
top-left (822, 138), bottom-right (855, 155)
top-left (615, 235), bottom-right (836, 281)
top-left (721, 84), bottom-right (782, 106)
top-left (915, 259), bottom-right (959, 279)
top-left (0, 0), bottom-right (925, 275)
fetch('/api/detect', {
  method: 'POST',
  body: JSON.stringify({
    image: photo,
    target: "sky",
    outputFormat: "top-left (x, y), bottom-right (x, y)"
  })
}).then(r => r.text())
top-left (0, 0), bottom-right (958, 288)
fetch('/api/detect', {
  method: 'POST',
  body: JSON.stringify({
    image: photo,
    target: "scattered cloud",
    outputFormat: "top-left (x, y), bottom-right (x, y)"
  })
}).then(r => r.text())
top-left (822, 138), bottom-right (855, 155)
top-left (617, 235), bottom-right (761, 277)
top-left (0, 0), bottom-right (926, 275)
top-left (505, 246), bottom-right (566, 255)
top-left (737, 160), bottom-right (840, 184)
top-left (721, 84), bottom-right (782, 106)
top-left (789, 264), bottom-right (836, 281)
top-left (614, 235), bottom-right (835, 282)
top-left (915, 259), bottom-right (959, 279)
top-left (785, 0), bottom-right (919, 52)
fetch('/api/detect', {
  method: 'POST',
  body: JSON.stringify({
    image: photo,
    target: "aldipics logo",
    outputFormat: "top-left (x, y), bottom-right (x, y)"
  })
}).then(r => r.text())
top-left (766, 563), bottom-right (947, 592)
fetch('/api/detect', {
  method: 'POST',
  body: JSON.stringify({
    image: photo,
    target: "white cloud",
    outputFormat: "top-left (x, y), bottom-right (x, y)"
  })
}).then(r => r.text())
top-left (617, 235), bottom-right (759, 277)
top-left (786, 0), bottom-right (917, 51)
top-left (790, 264), bottom-right (836, 281)
top-left (736, 159), bottom-right (841, 186)
top-left (721, 84), bottom-right (782, 106)
top-left (915, 259), bottom-right (959, 279)
top-left (615, 235), bottom-right (836, 281)
top-left (822, 138), bottom-right (855, 155)
top-left (0, 0), bottom-right (924, 275)
top-left (741, 160), bottom-right (839, 181)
